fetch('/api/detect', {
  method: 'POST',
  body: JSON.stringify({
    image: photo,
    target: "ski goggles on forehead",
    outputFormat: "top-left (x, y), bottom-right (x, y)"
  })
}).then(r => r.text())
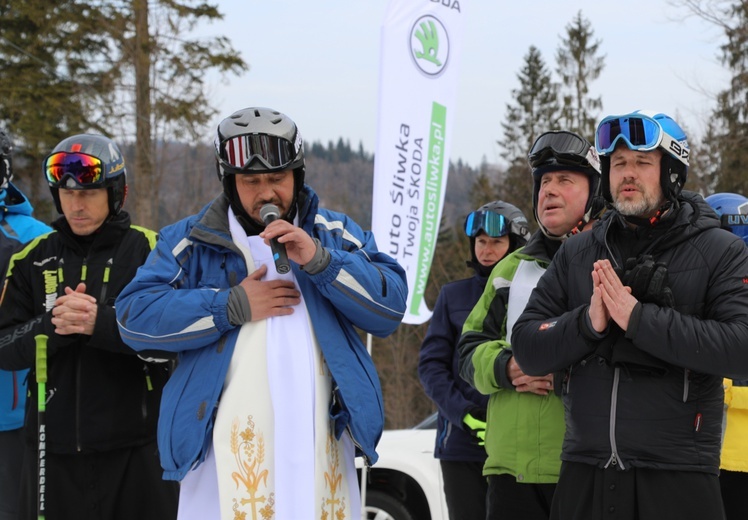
top-left (217, 133), bottom-right (298, 171)
top-left (528, 131), bottom-right (596, 169)
top-left (595, 114), bottom-right (684, 157)
top-left (464, 210), bottom-right (508, 238)
top-left (44, 152), bottom-right (103, 186)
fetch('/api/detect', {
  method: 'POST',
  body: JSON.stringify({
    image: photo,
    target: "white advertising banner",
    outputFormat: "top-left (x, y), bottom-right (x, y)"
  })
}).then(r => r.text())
top-left (372, 0), bottom-right (466, 325)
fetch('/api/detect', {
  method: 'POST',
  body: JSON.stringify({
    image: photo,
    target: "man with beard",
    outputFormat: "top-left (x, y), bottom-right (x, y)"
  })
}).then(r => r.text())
top-left (115, 107), bottom-right (408, 520)
top-left (512, 111), bottom-right (748, 520)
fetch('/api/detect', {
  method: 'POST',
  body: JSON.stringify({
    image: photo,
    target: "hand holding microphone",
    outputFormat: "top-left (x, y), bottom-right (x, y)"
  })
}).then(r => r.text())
top-left (260, 204), bottom-right (291, 274)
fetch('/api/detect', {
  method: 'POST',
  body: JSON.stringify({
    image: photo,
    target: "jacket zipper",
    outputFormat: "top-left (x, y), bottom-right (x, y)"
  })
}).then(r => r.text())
top-left (11, 370), bottom-right (18, 410)
top-left (142, 364), bottom-right (153, 419)
top-left (347, 424), bottom-right (371, 468)
top-left (332, 384), bottom-right (372, 468)
top-left (604, 366), bottom-right (625, 470)
top-left (75, 255), bottom-right (89, 452)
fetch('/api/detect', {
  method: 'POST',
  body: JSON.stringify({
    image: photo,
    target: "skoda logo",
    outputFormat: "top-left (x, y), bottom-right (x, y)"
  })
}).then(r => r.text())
top-left (409, 14), bottom-right (449, 77)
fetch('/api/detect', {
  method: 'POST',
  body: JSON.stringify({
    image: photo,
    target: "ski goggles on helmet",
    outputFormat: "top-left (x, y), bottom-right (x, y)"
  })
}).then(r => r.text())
top-left (217, 133), bottom-right (299, 172)
top-left (595, 114), bottom-right (687, 166)
top-left (464, 210), bottom-right (508, 238)
top-left (44, 152), bottom-right (103, 187)
top-left (528, 131), bottom-right (600, 172)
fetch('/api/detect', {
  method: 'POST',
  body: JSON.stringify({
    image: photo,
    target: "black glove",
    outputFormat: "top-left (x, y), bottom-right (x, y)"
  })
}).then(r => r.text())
top-left (621, 255), bottom-right (675, 308)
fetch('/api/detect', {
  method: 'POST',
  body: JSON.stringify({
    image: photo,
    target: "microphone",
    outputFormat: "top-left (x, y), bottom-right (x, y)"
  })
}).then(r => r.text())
top-left (260, 204), bottom-right (291, 274)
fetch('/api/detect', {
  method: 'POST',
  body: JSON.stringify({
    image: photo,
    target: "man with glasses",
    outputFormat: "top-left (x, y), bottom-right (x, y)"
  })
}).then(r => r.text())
top-left (512, 111), bottom-right (748, 520)
top-left (0, 133), bottom-right (178, 519)
top-left (418, 200), bottom-right (530, 520)
top-left (115, 107), bottom-right (408, 519)
top-left (0, 129), bottom-right (51, 520)
top-left (458, 130), bottom-right (602, 519)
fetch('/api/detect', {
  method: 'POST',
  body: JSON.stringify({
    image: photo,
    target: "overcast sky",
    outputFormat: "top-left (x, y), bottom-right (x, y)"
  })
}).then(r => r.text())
top-left (195, 1), bottom-right (729, 167)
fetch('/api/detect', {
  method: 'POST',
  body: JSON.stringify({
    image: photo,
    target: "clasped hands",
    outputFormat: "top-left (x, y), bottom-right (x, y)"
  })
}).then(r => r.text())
top-left (51, 283), bottom-right (97, 335)
top-left (507, 355), bottom-right (554, 395)
top-left (589, 259), bottom-right (637, 333)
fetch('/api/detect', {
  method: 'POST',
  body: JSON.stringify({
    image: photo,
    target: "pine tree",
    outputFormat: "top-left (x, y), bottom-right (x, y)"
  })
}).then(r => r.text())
top-left (676, 0), bottom-right (748, 194)
top-left (497, 46), bottom-right (560, 220)
top-left (713, 0), bottom-right (748, 193)
top-left (556, 10), bottom-right (605, 141)
top-left (0, 0), bottom-right (247, 227)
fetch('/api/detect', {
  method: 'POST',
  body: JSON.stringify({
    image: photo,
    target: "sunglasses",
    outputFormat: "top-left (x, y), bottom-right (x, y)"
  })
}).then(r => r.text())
top-left (595, 114), bottom-right (689, 165)
top-left (44, 152), bottom-right (103, 186)
top-left (464, 210), bottom-right (508, 238)
top-left (217, 133), bottom-right (298, 172)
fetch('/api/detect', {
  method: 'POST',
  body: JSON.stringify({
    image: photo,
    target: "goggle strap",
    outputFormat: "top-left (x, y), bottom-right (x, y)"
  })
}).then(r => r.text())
top-left (585, 147), bottom-right (601, 172)
top-left (658, 132), bottom-right (689, 166)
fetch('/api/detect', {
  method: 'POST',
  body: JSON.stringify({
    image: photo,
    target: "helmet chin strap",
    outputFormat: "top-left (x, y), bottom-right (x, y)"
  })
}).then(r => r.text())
top-left (537, 212), bottom-right (589, 242)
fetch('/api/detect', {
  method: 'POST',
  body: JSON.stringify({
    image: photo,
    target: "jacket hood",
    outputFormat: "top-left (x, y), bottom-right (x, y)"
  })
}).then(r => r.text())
top-left (190, 185), bottom-right (319, 255)
top-left (52, 210), bottom-right (132, 255)
top-left (516, 229), bottom-right (562, 264)
top-left (0, 182), bottom-right (35, 218)
top-left (594, 190), bottom-right (720, 254)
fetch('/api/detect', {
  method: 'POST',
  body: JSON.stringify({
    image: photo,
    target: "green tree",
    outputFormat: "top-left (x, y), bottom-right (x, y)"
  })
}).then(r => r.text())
top-left (556, 10), bottom-right (605, 140)
top-left (713, 0), bottom-right (748, 193)
top-left (0, 1), bottom-right (115, 216)
top-left (497, 46), bottom-right (560, 219)
top-left (675, 0), bottom-right (748, 194)
top-left (0, 0), bottom-right (247, 228)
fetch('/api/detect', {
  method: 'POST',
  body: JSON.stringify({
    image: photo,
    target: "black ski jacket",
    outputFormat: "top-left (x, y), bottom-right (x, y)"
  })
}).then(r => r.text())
top-left (513, 191), bottom-right (748, 475)
top-left (0, 212), bottom-right (170, 454)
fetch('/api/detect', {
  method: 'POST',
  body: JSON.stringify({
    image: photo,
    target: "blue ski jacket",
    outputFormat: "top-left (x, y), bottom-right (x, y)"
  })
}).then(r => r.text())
top-left (116, 186), bottom-right (407, 480)
top-left (0, 183), bottom-right (51, 431)
top-left (418, 274), bottom-right (490, 462)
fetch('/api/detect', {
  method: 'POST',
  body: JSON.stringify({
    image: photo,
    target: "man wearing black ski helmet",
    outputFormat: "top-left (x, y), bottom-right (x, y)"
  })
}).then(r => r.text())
top-left (46, 134), bottom-right (128, 220)
top-left (0, 133), bottom-right (178, 519)
top-left (214, 107), bottom-right (305, 234)
top-left (528, 130), bottom-right (604, 239)
top-left (459, 130), bottom-right (603, 520)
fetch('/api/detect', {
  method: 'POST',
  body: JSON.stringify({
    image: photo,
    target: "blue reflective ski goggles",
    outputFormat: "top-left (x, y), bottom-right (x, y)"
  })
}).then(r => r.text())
top-left (595, 114), bottom-right (687, 166)
top-left (464, 210), bottom-right (508, 238)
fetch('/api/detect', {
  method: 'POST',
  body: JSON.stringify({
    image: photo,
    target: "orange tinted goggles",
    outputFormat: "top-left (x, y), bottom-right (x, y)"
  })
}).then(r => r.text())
top-left (44, 152), bottom-right (103, 186)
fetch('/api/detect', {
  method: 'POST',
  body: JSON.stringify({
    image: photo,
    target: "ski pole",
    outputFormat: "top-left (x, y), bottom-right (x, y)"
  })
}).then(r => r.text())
top-left (35, 334), bottom-right (48, 520)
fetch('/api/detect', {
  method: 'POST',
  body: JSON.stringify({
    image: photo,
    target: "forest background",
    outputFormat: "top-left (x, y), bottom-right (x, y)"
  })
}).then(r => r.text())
top-left (1, 0), bottom-right (747, 428)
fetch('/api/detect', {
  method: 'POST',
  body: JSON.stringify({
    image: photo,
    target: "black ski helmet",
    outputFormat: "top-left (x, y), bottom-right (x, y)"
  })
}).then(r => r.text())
top-left (595, 110), bottom-right (689, 205)
top-left (464, 200), bottom-right (530, 271)
top-left (0, 129), bottom-right (12, 190)
top-left (44, 134), bottom-right (127, 216)
top-left (214, 107), bottom-right (305, 225)
top-left (528, 130), bottom-right (603, 240)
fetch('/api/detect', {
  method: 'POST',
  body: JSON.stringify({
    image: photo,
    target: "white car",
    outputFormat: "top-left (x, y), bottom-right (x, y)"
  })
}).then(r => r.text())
top-left (358, 413), bottom-right (448, 520)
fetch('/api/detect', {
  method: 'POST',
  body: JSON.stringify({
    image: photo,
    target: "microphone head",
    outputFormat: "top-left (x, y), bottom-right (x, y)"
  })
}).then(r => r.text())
top-left (260, 203), bottom-right (281, 224)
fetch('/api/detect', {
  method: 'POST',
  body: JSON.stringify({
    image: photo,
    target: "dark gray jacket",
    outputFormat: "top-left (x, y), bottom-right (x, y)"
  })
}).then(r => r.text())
top-left (512, 191), bottom-right (748, 475)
